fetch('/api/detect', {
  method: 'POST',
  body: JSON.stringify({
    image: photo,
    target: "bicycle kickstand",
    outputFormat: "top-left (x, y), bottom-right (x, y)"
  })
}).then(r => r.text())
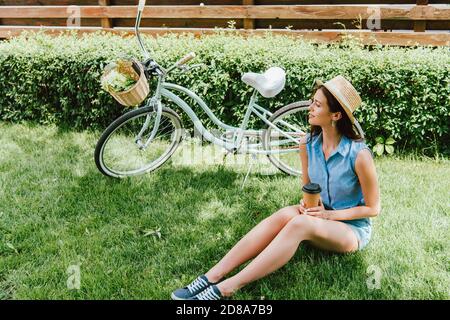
top-left (221, 147), bottom-right (236, 167)
top-left (240, 153), bottom-right (257, 190)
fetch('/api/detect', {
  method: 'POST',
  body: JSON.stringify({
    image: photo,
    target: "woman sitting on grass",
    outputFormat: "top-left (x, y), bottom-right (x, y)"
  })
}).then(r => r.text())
top-left (172, 75), bottom-right (381, 300)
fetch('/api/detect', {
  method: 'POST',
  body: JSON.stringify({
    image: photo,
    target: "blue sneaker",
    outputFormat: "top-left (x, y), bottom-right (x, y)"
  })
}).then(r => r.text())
top-left (171, 275), bottom-right (216, 300)
top-left (189, 285), bottom-right (224, 300)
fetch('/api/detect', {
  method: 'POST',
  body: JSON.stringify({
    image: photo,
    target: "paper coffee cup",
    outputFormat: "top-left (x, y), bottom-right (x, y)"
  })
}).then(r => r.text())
top-left (302, 183), bottom-right (322, 208)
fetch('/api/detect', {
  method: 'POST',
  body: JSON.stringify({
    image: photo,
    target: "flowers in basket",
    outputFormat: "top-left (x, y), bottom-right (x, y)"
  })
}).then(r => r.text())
top-left (100, 58), bottom-right (150, 107)
top-left (101, 59), bottom-right (140, 93)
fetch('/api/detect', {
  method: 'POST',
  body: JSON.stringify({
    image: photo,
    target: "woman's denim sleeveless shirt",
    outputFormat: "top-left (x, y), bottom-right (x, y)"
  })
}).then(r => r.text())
top-left (305, 132), bottom-right (372, 228)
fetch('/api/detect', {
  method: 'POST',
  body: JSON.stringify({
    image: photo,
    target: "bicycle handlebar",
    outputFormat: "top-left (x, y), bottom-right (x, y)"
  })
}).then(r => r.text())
top-left (175, 52), bottom-right (196, 67)
top-left (138, 0), bottom-right (146, 12)
top-left (136, 1), bottom-right (194, 76)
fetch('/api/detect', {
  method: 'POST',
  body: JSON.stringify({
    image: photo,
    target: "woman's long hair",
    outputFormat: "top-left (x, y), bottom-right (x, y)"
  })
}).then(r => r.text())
top-left (307, 85), bottom-right (363, 144)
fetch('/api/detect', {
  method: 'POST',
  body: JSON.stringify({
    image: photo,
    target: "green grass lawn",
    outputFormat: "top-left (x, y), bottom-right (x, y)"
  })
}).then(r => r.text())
top-left (0, 122), bottom-right (449, 300)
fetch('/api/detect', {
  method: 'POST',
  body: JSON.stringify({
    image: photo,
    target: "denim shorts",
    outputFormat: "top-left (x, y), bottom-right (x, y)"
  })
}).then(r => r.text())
top-left (342, 219), bottom-right (372, 251)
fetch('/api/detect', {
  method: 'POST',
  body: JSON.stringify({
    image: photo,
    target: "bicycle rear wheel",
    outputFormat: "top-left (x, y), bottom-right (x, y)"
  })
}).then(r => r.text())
top-left (263, 101), bottom-right (311, 176)
top-left (95, 105), bottom-right (183, 178)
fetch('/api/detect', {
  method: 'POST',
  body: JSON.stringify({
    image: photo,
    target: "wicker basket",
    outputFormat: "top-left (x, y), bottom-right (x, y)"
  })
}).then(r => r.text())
top-left (102, 58), bottom-right (150, 107)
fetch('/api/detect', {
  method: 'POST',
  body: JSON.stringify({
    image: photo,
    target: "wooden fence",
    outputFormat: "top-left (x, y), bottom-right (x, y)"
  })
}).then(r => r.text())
top-left (0, 1), bottom-right (449, 46)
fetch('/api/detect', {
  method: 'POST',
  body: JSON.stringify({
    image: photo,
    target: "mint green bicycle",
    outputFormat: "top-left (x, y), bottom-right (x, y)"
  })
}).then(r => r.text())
top-left (94, 0), bottom-right (364, 178)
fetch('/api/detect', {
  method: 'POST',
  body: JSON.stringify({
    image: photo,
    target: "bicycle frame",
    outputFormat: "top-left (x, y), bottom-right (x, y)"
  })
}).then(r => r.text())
top-left (140, 74), bottom-right (305, 155)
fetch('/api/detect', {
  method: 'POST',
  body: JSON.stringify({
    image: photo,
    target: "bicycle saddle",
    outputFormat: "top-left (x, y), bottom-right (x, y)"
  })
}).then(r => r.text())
top-left (241, 67), bottom-right (286, 98)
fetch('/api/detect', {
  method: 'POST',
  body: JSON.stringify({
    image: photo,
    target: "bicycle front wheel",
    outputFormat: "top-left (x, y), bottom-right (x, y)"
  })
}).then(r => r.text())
top-left (263, 101), bottom-right (311, 176)
top-left (95, 105), bottom-right (183, 178)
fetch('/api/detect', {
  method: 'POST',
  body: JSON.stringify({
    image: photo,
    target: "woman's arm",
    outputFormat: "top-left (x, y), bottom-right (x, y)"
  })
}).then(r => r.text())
top-left (298, 136), bottom-right (310, 212)
top-left (299, 136), bottom-right (310, 186)
top-left (329, 149), bottom-right (381, 220)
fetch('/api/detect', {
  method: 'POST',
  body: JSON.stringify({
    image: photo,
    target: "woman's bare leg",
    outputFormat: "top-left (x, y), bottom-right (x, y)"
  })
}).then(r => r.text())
top-left (216, 215), bottom-right (358, 296)
top-left (204, 205), bottom-right (301, 283)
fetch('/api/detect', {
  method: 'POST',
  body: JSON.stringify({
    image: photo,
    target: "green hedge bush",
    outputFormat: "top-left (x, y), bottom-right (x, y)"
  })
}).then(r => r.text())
top-left (0, 31), bottom-right (449, 155)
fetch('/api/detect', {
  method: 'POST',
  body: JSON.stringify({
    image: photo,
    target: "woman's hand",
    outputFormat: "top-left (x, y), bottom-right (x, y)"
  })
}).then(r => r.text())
top-left (304, 198), bottom-right (333, 220)
top-left (298, 199), bottom-right (308, 214)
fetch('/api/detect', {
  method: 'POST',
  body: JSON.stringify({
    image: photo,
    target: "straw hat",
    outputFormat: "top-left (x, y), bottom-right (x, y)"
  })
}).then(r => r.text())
top-left (315, 75), bottom-right (361, 124)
